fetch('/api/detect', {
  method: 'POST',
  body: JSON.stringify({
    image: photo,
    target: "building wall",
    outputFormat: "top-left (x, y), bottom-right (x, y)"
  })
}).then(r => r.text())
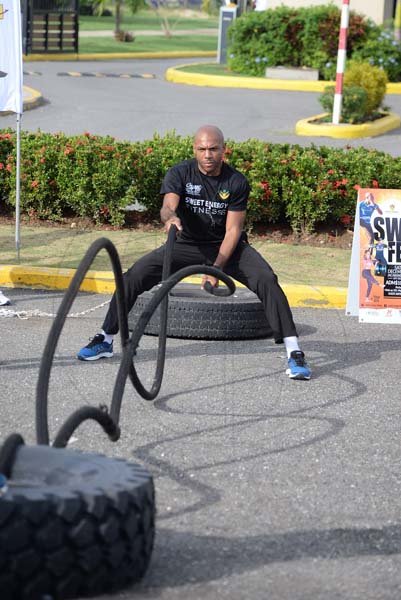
top-left (257, 0), bottom-right (394, 24)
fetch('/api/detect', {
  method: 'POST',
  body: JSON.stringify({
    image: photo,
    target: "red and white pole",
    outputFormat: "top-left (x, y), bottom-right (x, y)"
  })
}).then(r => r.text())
top-left (332, 0), bottom-right (350, 125)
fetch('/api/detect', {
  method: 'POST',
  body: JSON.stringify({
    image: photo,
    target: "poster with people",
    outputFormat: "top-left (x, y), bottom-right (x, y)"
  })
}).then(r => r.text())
top-left (347, 188), bottom-right (401, 323)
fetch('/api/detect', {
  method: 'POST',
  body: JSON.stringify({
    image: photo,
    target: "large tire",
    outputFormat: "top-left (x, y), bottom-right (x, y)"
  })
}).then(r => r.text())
top-left (0, 445), bottom-right (155, 600)
top-left (129, 282), bottom-right (272, 340)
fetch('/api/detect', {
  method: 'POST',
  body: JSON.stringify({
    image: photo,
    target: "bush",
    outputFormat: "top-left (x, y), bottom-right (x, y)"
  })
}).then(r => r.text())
top-left (352, 28), bottom-right (401, 82)
top-left (298, 5), bottom-right (373, 79)
top-left (344, 59), bottom-right (388, 113)
top-left (318, 60), bottom-right (388, 123)
top-left (1, 130), bottom-right (401, 233)
top-left (319, 85), bottom-right (369, 124)
top-left (201, 0), bottom-right (223, 16)
top-left (227, 6), bottom-right (303, 76)
top-left (227, 4), bottom-right (376, 79)
top-left (79, 0), bottom-right (95, 16)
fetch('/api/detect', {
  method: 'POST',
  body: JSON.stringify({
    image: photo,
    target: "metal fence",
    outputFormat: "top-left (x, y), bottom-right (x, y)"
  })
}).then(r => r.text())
top-left (23, 0), bottom-right (79, 54)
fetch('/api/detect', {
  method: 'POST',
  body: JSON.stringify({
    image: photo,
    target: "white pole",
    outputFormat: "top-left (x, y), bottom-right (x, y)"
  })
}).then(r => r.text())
top-left (395, 0), bottom-right (401, 42)
top-left (332, 0), bottom-right (350, 125)
top-left (16, 112), bottom-right (22, 261)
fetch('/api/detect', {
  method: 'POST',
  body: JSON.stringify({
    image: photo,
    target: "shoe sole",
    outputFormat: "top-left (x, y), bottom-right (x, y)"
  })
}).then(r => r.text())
top-left (286, 368), bottom-right (311, 380)
top-left (77, 352), bottom-right (113, 361)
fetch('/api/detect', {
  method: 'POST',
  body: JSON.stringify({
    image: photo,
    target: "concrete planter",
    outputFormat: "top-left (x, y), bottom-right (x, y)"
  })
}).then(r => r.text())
top-left (295, 111), bottom-right (401, 139)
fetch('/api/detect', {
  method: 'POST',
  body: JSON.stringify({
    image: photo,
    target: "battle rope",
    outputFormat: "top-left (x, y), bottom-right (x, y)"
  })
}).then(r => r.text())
top-left (34, 228), bottom-right (235, 448)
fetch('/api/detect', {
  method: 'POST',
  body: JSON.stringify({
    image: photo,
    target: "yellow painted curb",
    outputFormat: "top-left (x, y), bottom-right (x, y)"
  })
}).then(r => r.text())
top-left (23, 51), bottom-right (216, 62)
top-left (0, 266), bottom-right (347, 309)
top-left (0, 266), bottom-right (117, 295)
top-left (165, 64), bottom-right (401, 94)
top-left (0, 86), bottom-right (44, 116)
top-left (23, 85), bottom-right (44, 111)
top-left (386, 82), bottom-right (401, 94)
top-left (165, 64), bottom-right (332, 91)
top-left (295, 111), bottom-right (401, 139)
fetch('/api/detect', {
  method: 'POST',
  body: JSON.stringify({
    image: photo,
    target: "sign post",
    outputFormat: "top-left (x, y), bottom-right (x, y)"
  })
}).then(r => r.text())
top-left (217, 5), bottom-right (237, 65)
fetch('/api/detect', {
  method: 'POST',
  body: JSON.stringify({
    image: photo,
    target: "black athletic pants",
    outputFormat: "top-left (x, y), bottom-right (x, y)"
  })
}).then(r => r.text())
top-left (102, 238), bottom-right (298, 343)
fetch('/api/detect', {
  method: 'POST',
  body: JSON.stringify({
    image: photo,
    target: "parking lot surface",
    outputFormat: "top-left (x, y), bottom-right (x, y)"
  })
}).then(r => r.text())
top-left (2, 286), bottom-right (401, 599)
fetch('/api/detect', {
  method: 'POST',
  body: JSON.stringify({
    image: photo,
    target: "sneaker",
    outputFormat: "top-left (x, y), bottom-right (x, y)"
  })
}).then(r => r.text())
top-left (0, 291), bottom-right (11, 306)
top-left (77, 334), bottom-right (113, 361)
top-left (286, 350), bottom-right (311, 380)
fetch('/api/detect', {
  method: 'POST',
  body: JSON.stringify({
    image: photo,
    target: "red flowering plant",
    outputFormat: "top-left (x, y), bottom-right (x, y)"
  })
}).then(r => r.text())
top-left (225, 139), bottom-right (286, 229)
top-left (3, 130), bottom-right (401, 233)
top-left (56, 133), bottom-right (136, 225)
top-left (6, 131), bottom-right (64, 220)
top-left (126, 131), bottom-right (193, 218)
top-left (280, 146), bottom-right (337, 233)
top-left (0, 129), bottom-right (14, 212)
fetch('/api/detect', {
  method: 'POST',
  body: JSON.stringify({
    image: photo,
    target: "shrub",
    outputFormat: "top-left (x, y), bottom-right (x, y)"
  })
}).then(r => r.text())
top-left (352, 28), bottom-right (401, 82)
top-left (319, 85), bottom-right (369, 123)
top-left (201, 0), bottom-right (222, 16)
top-left (344, 59), bottom-right (388, 114)
top-left (0, 131), bottom-right (14, 207)
top-left (227, 4), bottom-right (376, 79)
top-left (319, 60), bottom-right (388, 123)
top-left (298, 5), bottom-right (373, 78)
top-left (2, 130), bottom-right (401, 234)
top-left (227, 6), bottom-right (303, 76)
top-left (79, 0), bottom-right (95, 15)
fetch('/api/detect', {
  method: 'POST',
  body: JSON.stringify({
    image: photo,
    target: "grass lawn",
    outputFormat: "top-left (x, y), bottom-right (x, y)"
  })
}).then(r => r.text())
top-left (79, 35), bottom-right (217, 54)
top-left (0, 223), bottom-right (351, 288)
top-left (79, 9), bottom-right (218, 31)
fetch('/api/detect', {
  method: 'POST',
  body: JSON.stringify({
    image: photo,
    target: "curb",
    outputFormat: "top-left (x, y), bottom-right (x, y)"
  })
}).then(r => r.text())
top-left (23, 51), bottom-right (216, 62)
top-left (0, 86), bottom-right (45, 115)
top-left (165, 64), bottom-right (332, 92)
top-left (0, 265), bottom-right (347, 309)
top-left (295, 111), bottom-right (401, 139)
top-left (23, 85), bottom-right (45, 111)
top-left (165, 64), bottom-right (401, 94)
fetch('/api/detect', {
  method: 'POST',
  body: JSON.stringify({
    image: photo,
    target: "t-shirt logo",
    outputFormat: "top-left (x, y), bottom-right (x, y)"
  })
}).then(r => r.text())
top-left (186, 183), bottom-right (202, 196)
top-left (218, 189), bottom-right (230, 200)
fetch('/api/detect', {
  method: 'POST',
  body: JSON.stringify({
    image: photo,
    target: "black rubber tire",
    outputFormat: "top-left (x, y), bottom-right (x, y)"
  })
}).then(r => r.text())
top-left (129, 282), bottom-right (273, 340)
top-left (0, 445), bottom-right (155, 600)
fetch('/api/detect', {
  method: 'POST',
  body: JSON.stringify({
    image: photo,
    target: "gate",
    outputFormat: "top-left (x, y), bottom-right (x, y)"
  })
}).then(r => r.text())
top-left (23, 0), bottom-right (79, 54)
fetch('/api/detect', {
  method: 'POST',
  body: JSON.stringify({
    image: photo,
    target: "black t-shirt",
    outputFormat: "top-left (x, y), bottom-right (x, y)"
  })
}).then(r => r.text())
top-left (160, 158), bottom-right (250, 243)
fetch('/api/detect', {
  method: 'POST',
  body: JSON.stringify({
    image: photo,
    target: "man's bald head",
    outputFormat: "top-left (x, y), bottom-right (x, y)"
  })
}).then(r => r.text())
top-left (194, 125), bottom-right (225, 146)
top-left (193, 125), bottom-right (225, 176)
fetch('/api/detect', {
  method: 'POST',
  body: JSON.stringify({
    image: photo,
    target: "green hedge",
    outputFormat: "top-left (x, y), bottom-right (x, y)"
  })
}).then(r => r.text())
top-left (1, 129), bottom-right (401, 233)
top-left (227, 5), bottom-right (386, 81)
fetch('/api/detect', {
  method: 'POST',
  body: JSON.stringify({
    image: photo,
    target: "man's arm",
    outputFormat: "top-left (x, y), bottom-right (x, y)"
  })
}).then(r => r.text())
top-left (160, 193), bottom-right (183, 232)
top-left (202, 210), bottom-right (246, 289)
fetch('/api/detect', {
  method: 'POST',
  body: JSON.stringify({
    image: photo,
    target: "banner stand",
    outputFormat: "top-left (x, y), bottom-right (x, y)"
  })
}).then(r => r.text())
top-left (16, 112), bottom-right (21, 261)
top-left (346, 188), bottom-right (401, 324)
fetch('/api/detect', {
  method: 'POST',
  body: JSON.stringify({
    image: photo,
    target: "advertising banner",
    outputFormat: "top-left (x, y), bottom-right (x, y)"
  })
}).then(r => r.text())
top-left (348, 188), bottom-right (401, 323)
top-left (0, 0), bottom-right (23, 114)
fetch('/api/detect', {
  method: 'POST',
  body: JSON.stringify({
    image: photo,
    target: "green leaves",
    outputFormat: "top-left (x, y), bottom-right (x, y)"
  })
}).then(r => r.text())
top-left (0, 129), bottom-right (399, 234)
top-left (227, 5), bottom-right (375, 79)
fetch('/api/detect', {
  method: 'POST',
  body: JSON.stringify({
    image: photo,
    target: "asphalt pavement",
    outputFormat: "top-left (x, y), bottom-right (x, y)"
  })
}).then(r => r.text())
top-left (2, 287), bottom-right (401, 599)
top-left (4, 57), bottom-right (401, 155)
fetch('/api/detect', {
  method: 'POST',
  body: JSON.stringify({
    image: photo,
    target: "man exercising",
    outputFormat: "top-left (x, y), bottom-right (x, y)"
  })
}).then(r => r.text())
top-left (77, 124), bottom-right (311, 380)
